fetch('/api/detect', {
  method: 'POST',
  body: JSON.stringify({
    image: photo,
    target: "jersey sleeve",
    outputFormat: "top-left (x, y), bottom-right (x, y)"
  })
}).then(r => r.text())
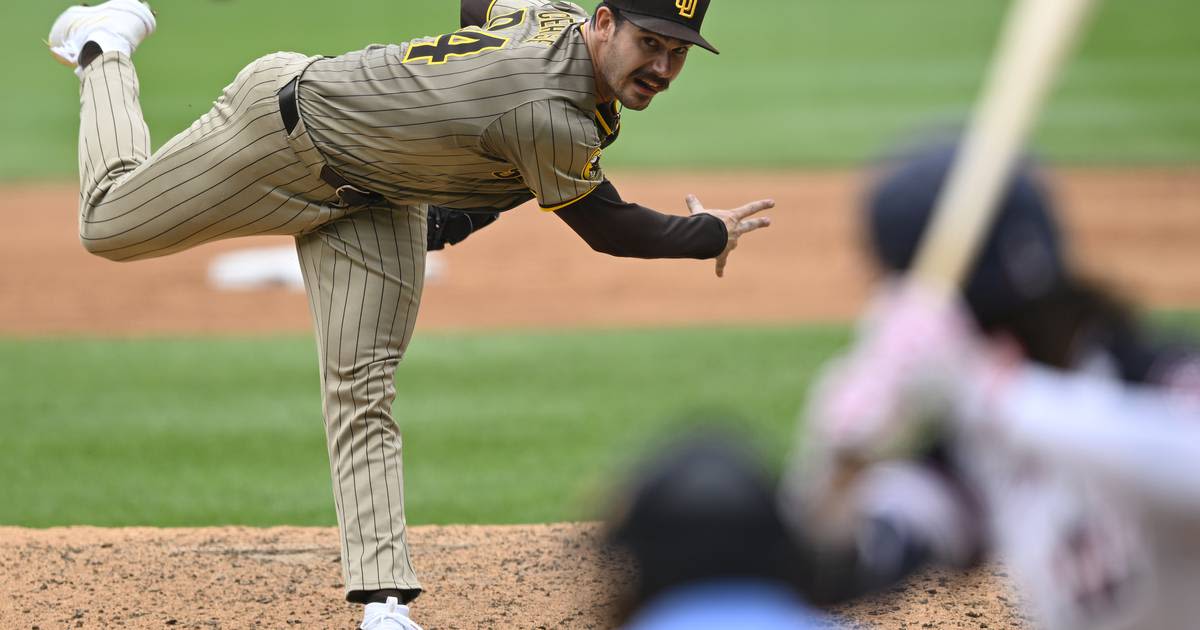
top-left (482, 99), bottom-right (606, 211)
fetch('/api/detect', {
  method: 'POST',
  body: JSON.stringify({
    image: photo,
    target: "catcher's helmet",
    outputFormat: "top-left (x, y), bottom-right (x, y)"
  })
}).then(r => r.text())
top-left (606, 431), bottom-right (800, 603)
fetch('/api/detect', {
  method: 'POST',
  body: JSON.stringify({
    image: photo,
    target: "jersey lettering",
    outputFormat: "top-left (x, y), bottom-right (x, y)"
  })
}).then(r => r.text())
top-left (403, 28), bottom-right (509, 65)
top-left (527, 10), bottom-right (574, 45)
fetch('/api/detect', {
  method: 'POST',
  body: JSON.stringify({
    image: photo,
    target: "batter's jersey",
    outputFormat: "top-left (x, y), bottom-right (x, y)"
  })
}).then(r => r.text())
top-left (296, 0), bottom-right (621, 213)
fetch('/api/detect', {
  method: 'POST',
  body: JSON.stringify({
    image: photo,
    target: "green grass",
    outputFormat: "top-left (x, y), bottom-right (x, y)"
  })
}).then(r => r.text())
top-left (2, 0), bottom-right (1197, 179)
top-left (6, 314), bottom-right (1200, 528)
top-left (0, 325), bottom-right (850, 527)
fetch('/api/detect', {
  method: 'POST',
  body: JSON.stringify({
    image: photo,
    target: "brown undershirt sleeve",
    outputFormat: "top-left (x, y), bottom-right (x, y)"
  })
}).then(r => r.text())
top-left (554, 179), bottom-right (728, 259)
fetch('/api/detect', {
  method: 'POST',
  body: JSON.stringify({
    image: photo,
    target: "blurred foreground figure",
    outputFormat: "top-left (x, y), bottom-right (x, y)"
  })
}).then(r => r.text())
top-left (783, 144), bottom-right (1200, 630)
top-left (606, 432), bottom-right (835, 629)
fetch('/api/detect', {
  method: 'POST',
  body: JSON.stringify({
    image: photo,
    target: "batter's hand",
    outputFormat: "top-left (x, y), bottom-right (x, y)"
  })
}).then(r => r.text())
top-left (686, 195), bottom-right (773, 277)
top-left (807, 280), bottom-right (1020, 461)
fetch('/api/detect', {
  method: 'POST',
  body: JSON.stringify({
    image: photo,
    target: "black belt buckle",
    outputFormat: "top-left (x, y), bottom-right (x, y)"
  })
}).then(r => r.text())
top-left (320, 166), bottom-right (386, 208)
top-left (278, 76), bottom-right (300, 135)
top-left (332, 184), bottom-right (386, 208)
top-left (280, 78), bottom-right (385, 208)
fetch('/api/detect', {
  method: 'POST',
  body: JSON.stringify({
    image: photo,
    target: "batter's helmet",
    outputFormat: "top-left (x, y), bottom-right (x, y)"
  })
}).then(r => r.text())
top-left (866, 144), bottom-right (1068, 331)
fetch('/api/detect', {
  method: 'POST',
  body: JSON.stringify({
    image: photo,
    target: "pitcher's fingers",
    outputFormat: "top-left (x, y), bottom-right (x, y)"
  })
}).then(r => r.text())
top-left (716, 242), bottom-right (737, 277)
top-left (733, 217), bottom-right (772, 236)
top-left (685, 194), bottom-right (704, 215)
top-left (732, 199), bottom-right (775, 220)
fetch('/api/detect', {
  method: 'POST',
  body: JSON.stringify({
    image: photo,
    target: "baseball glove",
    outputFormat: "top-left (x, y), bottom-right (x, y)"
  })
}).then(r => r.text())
top-left (426, 206), bottom-right (499, 251)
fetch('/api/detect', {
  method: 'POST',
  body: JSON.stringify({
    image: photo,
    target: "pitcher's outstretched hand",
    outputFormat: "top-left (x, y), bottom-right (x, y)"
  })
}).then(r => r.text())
top-left (686, 195), bottom-right (773, 277)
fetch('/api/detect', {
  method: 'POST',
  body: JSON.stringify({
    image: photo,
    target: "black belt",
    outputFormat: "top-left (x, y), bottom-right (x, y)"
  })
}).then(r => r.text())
top-left (278, 77), bottom-right (385, 208)
top-left (279, 76), bottom-right (302, 135)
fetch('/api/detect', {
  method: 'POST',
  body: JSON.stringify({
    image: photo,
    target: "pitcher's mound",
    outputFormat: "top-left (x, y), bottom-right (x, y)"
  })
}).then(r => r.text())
top-left (0, 524), bottom-right (1026, 628)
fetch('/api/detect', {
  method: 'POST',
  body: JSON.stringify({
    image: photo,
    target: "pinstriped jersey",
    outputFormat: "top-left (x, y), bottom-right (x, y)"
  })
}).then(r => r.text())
top-left (296, 0), bottom-right (622, 212)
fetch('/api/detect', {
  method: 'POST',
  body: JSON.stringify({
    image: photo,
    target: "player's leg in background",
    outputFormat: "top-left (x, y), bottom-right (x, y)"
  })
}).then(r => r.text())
top-left (295, 204), bottom-right (429, 603)
top-left (76, 50), bottom-right (345, 261)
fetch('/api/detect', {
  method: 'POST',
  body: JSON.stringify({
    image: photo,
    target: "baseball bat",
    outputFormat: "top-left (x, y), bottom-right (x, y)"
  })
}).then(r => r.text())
top-left (803, 0), bottom-right (1100, 538)
top-left (911, 0), bottom-right (1098, 295)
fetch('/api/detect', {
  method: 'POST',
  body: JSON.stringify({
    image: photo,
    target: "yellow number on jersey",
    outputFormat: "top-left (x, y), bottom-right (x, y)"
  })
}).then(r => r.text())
top-left (403, 28), bottom-right (509, 65)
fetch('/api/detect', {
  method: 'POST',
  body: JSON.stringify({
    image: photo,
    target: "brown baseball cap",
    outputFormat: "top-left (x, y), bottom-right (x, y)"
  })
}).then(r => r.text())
top-left (602, 0), bottom-right (719, 54)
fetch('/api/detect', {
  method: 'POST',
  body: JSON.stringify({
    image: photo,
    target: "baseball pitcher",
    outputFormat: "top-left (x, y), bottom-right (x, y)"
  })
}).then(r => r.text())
top-left (46, 0), bottom-right (772, 627)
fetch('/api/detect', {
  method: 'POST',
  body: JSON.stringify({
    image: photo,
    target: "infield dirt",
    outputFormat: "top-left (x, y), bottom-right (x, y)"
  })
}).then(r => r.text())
top-left (2, 168), bottom-right (1198, 335)
top-left (0, 525), bottom-right (1027, 629)
top-left (1, 169), bottom-right (1197, 628)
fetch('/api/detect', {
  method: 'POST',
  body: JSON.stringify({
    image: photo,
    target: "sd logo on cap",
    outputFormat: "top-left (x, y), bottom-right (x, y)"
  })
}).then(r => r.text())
top-left (603, 0), bottom-right (719, 53)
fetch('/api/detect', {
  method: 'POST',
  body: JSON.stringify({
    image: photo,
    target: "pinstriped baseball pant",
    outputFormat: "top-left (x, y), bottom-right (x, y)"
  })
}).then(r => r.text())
top-left (77, 51), bottom-right (424, 598)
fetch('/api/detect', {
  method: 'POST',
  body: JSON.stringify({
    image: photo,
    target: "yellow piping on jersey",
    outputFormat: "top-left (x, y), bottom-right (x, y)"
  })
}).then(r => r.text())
top-left (594, 109), bottom-right (613, 135)
top-left (540, 183), bottom-right (602, 212)
top-left (485, 0), bottom-right (500, 21)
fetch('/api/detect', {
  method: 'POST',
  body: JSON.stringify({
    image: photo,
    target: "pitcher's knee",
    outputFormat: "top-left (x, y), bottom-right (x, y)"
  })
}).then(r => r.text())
top-left (79, 235), bottom-right (122, 261)
top-left (78, 227), bottom-right (142, 262)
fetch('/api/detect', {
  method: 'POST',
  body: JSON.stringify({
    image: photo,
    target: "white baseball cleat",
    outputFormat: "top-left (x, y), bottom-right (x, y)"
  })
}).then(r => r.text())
top-left (359, 597), bottom-right (424, 630)
top-left (48, 0), bottom-right (156, 71)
